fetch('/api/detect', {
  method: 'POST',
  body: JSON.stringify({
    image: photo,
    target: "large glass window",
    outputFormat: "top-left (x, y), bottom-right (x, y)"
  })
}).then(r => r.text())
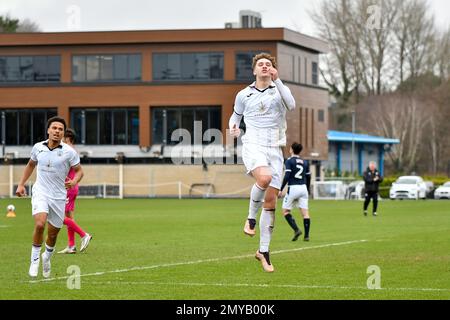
top-left (86, 56), bottom-right (100, 81)
top-left (100, 55), bottom-right (113, 80)
top-left (85, 110), bottom-right (98, 144)
top-left (20, 57), bottom-right (34, 81)
top-left (0, 109), bottom-right (57, 145)
top-left (318, 109), bottom-right (325, 122)
top-left (72, 54), bottom-right (141, 82)
top-left (153, 52), bottom-right (224, 81)
top-left (0, 112), bottom-right (3, 144)
top-left (70, 108), bottom-right (139, 145)
top-left (152, 106), bottom-right (221, 145)
top-left (127, 109), bottom-right (139, 144)
top-left (113, 55), bottom-right (127, 80)
top-left (47, 56), bottom-right (61, 81)
top-left (0, 58), bottom-right (6, 81)
top-left (128, 54), bottom-right (141, 80)
top-left (72, 56), bottom-right (86, 82)
top-left (235, 51), bottom-right (261, 80)
top-left (113, 110), bottom-right (126, 144)
top-left (312, 61), bottom-right (319, 85)
top-left (6, 57), bottom-right (20, 81)
top-left (0, 56), bottom-right (60, 83)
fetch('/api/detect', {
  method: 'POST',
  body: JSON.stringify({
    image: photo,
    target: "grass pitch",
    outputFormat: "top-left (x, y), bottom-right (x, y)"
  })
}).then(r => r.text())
top-left (0, 198), bottom-right (449, 300)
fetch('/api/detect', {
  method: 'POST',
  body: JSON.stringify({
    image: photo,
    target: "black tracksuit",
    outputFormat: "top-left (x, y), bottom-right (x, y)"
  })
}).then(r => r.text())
top-left (363, 168), bottom-right (383, 213)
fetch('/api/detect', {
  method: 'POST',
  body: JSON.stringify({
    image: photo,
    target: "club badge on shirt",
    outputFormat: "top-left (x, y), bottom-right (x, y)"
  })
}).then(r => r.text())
top-left (57, 150), bottom-right (63, 157)
top-left (259, 102), bottom-right (265, 112)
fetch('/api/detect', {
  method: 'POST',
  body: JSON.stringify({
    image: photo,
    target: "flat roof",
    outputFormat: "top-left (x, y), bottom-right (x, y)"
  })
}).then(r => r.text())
top-left (328, 130), bottom-right (400, 145)
top-left (0, 28), bottom-right (329, 53)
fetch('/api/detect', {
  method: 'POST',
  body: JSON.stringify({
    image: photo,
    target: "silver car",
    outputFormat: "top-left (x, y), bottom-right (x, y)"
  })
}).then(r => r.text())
top-left (434, 182), bottom-right (450, 200)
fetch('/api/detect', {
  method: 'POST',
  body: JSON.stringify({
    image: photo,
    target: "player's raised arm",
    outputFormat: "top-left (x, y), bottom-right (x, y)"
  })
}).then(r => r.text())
top-left (270, 68), bottom-right (296, 111)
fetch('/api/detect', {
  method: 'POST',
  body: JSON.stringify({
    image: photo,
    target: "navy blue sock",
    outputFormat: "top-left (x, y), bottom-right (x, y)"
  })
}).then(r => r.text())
top-left (303, 218), bottom-right (311, 237)
top-left (284, 214), bottom-right (299, 232)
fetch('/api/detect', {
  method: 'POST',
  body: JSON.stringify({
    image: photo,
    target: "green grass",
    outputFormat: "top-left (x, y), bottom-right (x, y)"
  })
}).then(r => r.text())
top-left (0, 198), bottom-right (449, 300)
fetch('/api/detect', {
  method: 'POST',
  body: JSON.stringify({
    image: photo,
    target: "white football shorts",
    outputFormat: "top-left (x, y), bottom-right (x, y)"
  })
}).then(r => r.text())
top-left (242, 143), bottom-right (284, 190)
top-left (282, 184), bottom-right (309, 210)
top-left (31, 193), bottom-right (65, 228)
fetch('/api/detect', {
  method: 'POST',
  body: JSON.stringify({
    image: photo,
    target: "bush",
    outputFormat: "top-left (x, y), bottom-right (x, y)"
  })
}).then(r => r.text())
top-left (422, 176), bottom-right (450, 187)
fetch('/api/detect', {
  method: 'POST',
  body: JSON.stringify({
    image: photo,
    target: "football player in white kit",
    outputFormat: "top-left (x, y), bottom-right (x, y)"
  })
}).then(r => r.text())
top-left (229, 53), bottom-right (296, 272)
top-left (16, 116), bottom-right (84, 278)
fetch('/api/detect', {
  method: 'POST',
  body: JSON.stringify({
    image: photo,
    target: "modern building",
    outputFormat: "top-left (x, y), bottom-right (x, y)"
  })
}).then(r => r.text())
top-left (0, 28), bottom-right (329, 174)
top-left (323, 130), bottom-right (400, 176)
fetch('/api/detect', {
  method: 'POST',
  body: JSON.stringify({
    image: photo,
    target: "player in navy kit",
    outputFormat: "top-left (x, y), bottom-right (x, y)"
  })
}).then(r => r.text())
top-left (279, 142), bottom-right (312, 241)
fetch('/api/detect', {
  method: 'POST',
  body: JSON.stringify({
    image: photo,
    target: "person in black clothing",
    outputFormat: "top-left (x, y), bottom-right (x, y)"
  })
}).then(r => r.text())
top-left (363, 161), bottom-right (383, 217)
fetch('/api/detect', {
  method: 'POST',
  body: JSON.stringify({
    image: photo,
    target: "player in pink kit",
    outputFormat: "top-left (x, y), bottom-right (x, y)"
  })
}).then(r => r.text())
top-left (58, 128), bottom-right (92, 254)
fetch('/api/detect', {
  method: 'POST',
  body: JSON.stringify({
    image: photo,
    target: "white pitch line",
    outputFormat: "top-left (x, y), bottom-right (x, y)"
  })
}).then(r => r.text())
top-left (85, 281), bottom-right (450, 293)
top-left (28, 239), bottom-right (367, 284)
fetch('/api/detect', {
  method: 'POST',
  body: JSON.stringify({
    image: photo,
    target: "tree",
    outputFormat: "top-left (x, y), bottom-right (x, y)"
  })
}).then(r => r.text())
top-left (310, 0), bottom-right (359, 105)
top-left (310, 0), bottom-right (439, 99)
top-left (356, 93), bottom-right (430, 173)
top-left (0, 15), bottom-right (19, 32)
top-left (420, 80), bottom-right (450, 174)
top-left (16, 18), bottom-right (41, 32)
top-left (434, 27), bottom-right (450, 80)
top-left (0, 14), bottom-right (40, 32)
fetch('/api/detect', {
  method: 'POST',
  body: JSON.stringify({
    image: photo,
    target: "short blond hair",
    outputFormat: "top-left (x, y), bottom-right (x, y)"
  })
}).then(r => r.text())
top-left (252, 53), bottom-right (277, 70)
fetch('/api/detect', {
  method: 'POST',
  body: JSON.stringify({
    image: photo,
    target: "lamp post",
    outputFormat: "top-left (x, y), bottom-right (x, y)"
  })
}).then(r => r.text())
top-left (351, 110), bottom-right (355, 177)
top-left (1, 111), bottom-right (5, 158)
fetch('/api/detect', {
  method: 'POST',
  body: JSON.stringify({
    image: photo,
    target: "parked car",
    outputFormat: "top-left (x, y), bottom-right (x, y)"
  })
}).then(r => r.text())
top-left (434, 182), bottom-right (450, 200)
top-left (389, 176), bottom-right (427, 200)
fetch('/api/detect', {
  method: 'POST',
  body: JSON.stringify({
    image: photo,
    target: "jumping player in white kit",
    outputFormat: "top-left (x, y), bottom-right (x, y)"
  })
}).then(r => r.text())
top-left (16, 116), bottom-right (84, 278)
top-left (229, 53), bottom-right (296, 272)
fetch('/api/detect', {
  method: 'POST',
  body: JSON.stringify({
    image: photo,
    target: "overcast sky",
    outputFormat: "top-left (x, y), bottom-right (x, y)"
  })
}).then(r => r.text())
top-left (1, 0), bottom-right (449, 37)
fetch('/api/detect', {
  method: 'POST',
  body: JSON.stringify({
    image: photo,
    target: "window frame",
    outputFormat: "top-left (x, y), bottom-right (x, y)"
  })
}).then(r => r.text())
top-left (0, 55), bottom-right (61, 83)
top-left (152, 52), bottom-right (224, 82)
top-left (71, 54), bottom-right (142, 82)
top-left (70, 107), bottom-right (139, 145)
top-left (151, 106), bottom-right (222, 145)
top-left (0, 108), bottom-right (57, 145)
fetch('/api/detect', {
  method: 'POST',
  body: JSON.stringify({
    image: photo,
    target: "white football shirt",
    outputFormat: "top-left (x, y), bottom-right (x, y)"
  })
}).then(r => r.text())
top-left (232, 78), bottom-right (296, 147)
top-left (30, 140), bottom-right (80, 200)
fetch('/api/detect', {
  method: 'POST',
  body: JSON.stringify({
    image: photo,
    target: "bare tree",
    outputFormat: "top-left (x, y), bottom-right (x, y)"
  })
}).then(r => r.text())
top-left (357, 93), bottom-right (430, 173)
top-left (16, 18), bottom-right (41, 32)
top-left (310, 0), bottom-right (359, 104)
top-left (404, 0), bottom-right (435, 80)
top-left (355, 0), bottom-right (401, 95)
top-left (422, 80), bottom-right (450, 174)
top-left (0, 15), bottom-right (40, 32)
top-left (435, 27), bottom-right (450, 80)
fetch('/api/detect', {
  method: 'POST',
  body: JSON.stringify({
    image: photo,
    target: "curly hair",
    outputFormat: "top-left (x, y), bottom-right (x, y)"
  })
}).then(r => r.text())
top-left (252, 53), bottom-right (277, 70)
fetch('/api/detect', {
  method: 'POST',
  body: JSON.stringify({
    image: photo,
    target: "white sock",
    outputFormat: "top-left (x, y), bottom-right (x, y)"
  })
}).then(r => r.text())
top-left (248, 183), bottom-right (266, 220)
top-left (259, 208), bottom-right (275, 252)
top-left (43, 243), bottom-right (55, 259)
top-left (31, 245), bottom-right (41, 262)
